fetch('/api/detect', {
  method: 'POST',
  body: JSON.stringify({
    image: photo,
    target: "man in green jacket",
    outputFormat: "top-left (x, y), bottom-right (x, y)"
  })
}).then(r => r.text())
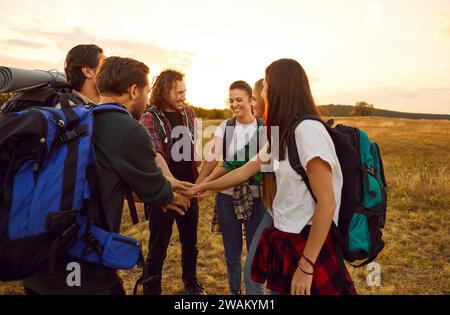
top-left (22, 56), bottom-right (189, 295)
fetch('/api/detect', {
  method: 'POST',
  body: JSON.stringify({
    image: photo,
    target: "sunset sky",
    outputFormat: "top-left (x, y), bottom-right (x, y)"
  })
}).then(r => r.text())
top-left (0, 0), bottom-right (449, 114)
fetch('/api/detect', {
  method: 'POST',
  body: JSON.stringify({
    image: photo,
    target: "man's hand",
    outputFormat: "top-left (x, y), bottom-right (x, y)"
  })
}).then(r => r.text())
top-left (167, 177), bottom-right (194, 194)
top-left (162, 192), bottom-right (191, 215)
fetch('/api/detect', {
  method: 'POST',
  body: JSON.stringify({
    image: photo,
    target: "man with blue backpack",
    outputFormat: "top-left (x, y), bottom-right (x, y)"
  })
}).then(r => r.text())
top-left (0, 56), bottom-right (189, 294)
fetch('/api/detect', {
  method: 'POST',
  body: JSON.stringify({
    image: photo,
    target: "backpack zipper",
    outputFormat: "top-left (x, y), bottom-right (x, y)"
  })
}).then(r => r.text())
top-left (112, 236), bottom-right (139, 247)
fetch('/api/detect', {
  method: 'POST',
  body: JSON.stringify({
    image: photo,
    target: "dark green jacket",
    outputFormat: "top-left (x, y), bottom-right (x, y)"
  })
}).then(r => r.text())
top-left (22, 105), bottom-right (173, 294)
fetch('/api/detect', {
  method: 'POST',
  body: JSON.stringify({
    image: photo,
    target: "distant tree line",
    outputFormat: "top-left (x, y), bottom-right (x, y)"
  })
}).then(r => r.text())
top-left (320, 101), bottom-right (375, 117)
top-left (190, 105), bottom-right (232, 120)
top-left (320, 102), bottom-right (449, 120)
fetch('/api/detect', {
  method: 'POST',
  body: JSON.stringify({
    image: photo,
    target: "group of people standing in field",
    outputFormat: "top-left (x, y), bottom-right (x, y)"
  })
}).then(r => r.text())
top-left (21, 43), bottom-right (356, 296)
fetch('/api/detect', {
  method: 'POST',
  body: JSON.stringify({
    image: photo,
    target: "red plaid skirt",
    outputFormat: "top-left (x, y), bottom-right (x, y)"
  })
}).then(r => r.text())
top-left (251, 224), bottom-right (357, 295)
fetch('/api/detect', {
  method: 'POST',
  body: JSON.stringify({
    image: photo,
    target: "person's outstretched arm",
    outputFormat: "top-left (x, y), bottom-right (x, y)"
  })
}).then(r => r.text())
top-left (195, 136), bottom-right (221, 183)
top-left (187, 143), bottom-right (269, 197)
top-left (201, 166), bottom-right (228, 184)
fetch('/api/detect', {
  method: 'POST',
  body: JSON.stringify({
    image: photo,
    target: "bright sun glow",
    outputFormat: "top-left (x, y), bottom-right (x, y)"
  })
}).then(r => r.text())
top-left (0, 0), bottom-right (449, 113)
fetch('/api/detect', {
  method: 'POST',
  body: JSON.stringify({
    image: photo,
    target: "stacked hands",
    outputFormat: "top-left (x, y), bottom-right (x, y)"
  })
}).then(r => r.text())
top-left (162, 177), bottom-right (215, 215)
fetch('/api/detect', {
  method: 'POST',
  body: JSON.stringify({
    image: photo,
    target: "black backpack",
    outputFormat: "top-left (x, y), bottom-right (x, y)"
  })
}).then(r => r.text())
top-left (287, 115), bottom-right (387, 267)
top-left (0, 82), bottom-right (84, 115)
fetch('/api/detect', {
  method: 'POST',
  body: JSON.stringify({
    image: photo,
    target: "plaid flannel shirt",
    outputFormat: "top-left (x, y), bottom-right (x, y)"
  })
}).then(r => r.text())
top-left (140, 104), bottom-right (199, 180)
top-left (251, 224), bottom-right (357, 295)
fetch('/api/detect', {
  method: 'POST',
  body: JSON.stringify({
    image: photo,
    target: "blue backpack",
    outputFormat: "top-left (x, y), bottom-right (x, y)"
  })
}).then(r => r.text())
top-left (0, 102), bottom-right (143, 282)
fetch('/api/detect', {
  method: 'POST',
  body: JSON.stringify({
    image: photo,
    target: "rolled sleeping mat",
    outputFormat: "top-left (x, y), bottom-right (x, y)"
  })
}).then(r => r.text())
top-left (0, 66), bottom-right (68, 93)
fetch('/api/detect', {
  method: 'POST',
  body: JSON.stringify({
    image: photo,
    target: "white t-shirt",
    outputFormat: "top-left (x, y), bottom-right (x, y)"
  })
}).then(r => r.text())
top-left (271, 120), bottom-right (342, 233)
top-left (214, 118), bottom-right (260, 196)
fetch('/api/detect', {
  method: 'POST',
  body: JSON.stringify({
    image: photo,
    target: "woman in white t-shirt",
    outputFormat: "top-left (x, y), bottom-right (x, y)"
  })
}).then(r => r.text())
top-left (189, 59), bottom-right (356, 295)
top-left (196, 80), bottom-right (266, 295)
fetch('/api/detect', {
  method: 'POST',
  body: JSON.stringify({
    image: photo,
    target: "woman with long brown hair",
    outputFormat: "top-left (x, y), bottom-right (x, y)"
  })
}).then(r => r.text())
top-left (187, 59), bottom-right (356, 295)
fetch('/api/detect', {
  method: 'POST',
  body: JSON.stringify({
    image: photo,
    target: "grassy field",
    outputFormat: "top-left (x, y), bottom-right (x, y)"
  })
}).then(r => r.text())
top-left (1, 117), bottom-right (449, 295)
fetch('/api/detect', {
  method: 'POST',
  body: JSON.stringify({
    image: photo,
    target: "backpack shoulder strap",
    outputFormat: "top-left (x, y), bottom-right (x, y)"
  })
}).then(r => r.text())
top-left (55, 92), bottom-right (80, 127)
top-left (287, 115), bottom-right (326, 203)
top-left (144, 107), bottom-right (168, 144)
top-left (256, 117), bottom-right (264, 127)
top-left (222, 117), bottom-right (237, 161)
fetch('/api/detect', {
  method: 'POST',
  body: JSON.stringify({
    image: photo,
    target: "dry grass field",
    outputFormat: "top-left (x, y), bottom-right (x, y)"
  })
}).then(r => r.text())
top-left (1, 117), bottom-right (449, 295)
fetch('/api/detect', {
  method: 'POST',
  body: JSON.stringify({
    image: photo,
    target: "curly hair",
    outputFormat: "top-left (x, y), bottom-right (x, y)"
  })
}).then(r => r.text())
top-left (150, 69), bottom-right (185, 110)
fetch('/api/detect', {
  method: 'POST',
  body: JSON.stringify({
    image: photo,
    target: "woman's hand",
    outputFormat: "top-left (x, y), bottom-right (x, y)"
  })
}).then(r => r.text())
top-left (290, 257), bottom-right (314, 295)
top-left (190, 183), bottom-right (215, 203)
top-left (196, 189), bottom-right (215, 198)
top-left (167, 177), bottom-right (194, 194)
top-left (185, 182), bottom-right (206, 198)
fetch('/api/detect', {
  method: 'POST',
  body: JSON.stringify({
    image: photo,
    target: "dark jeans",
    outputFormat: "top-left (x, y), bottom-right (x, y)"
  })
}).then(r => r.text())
top-left (215, 193), bottom-right (266, 294)
top-left (244, 210), bottom-right (272, 295)
top-left (144, 199), bottom-right (199, 294)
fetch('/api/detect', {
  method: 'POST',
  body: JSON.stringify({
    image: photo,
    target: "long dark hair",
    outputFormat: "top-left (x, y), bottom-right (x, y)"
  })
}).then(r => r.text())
top-left (264, 58), bottom-right (321, 160)
top-left (150, 69), bottom-right (184, 110)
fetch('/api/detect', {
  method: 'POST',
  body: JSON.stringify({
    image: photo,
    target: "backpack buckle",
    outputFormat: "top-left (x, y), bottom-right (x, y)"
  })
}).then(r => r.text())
top-left (59, 124), bottom-right (89, 143)
top-left (366, 165), bottom-right (376, 176)
top-left (82, 234), bottom-right (104, 258)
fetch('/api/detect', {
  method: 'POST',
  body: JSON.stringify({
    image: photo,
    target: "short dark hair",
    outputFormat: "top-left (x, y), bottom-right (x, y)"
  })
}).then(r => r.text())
top-left (150, 69), bottom-right (185, 110)
top-left (64, 44), bottom-right (103, 91)
top-left (229, 80), bottom-right (252, 97)
top-left (96, 56), bottom-right (149, 96)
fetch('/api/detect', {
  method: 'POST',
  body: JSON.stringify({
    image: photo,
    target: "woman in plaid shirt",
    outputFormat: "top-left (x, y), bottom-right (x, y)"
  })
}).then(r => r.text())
top-left (187, 59), bottom-right (356, 295)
